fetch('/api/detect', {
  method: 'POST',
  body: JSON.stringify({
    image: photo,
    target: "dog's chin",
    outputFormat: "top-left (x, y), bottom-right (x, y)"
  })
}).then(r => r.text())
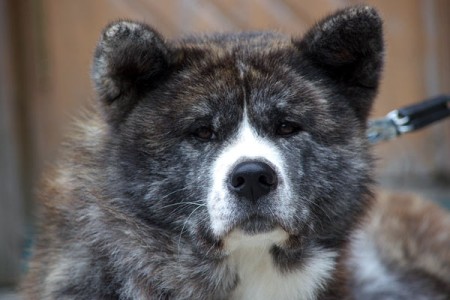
top-left (222, 219), bottom-right (289, 253)
top-left (237, 215), bottom-right (277, 235)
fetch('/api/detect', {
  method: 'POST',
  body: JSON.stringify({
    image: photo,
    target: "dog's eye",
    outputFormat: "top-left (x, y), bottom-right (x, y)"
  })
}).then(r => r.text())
top-left (193, 126), bottom-right (216, 141)
top-left (276, 121), bottom-right (302, 137)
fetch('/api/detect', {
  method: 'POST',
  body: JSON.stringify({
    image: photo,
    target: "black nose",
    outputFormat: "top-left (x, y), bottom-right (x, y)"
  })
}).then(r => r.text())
top-left (229, 161), bottom-right (278, 203)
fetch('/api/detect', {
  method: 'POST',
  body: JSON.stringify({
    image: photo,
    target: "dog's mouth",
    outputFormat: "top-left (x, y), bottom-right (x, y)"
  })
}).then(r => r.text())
top-left (236, 215), bottom-right (277, 235)
top-left (194, 214), bottom-right (291, 258)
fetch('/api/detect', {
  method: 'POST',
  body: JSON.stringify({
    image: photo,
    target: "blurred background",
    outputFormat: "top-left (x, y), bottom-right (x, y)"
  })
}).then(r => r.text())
top-left (0, 0), bottom-right (449, 297)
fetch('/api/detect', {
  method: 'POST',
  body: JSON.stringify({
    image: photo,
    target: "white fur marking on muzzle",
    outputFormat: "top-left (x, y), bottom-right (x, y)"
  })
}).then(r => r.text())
top-left (207, 117), bottom-right (291, 237)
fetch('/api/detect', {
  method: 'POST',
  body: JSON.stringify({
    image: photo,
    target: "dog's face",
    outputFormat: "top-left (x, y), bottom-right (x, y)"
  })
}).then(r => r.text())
top-left (92, 7), bottom-right (383, 258)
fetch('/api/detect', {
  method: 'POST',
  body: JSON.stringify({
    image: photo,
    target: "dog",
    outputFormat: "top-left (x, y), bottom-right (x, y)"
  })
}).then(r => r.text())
top-left (22, 6), bottom-right (450, 299)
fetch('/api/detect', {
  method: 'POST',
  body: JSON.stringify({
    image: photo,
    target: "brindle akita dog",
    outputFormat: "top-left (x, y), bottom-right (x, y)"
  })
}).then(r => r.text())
top-left (22, 6), bottom-right (450, 299)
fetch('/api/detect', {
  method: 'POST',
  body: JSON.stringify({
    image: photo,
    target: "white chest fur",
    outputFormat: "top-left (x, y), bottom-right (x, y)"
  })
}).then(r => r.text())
top-left (225, 229), bottom-right (337, 300)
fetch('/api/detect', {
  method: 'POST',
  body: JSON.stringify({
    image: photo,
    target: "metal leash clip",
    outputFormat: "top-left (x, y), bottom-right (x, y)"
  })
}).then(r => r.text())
top-left (368, 94), bottom-right (450, 144)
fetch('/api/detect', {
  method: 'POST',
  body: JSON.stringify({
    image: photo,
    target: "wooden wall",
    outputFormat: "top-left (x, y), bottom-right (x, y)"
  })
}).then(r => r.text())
top-left (1, 0), bottom-right (449, 286)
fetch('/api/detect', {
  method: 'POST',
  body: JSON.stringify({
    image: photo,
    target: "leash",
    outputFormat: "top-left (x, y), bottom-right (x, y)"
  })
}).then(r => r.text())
top-left (367, 95), bottom-right (450, 144)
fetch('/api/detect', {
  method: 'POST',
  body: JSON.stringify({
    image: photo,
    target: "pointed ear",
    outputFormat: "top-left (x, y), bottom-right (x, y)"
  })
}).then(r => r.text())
top-left (294, 6), bottom-right (384, 121)
top-left (92, 21), bottom-right (171, 126)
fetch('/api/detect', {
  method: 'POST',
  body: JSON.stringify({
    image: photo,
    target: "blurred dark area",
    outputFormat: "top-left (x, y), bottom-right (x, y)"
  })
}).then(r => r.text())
top-left (0, 0), bottom-right (449, 296)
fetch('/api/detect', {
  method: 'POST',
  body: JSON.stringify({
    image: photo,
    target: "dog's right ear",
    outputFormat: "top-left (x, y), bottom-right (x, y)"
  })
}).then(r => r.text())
top-left (92, 21), bottom-right (172, 126)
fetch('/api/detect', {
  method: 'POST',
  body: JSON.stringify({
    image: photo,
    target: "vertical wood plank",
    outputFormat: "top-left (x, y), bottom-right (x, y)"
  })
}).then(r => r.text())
top-left (0, 0), bottom-right (25, 286)
top-left (429, 0), bottom-right (450, 176)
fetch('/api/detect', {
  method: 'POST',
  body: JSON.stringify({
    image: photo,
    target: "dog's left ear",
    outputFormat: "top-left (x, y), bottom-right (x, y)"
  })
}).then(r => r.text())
top-left (294, 6), bottom-right (384, 121)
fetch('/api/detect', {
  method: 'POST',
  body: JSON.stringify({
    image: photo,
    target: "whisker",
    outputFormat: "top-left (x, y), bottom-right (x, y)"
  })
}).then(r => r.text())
top-left (304, 198), bottom-right (332, 233)
top-left (158, 201), bottom-right (206, 210)
top-left (157, 186), bottom-right (191, 201)
top-left (177, 205), bottom-right (204, 255)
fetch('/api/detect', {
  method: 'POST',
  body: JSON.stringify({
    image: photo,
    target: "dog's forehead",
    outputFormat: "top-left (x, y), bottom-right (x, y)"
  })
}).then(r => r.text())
top-left (174, 37), bottom-right (318, 116)
top-left (176, 31), bottom-right (297, 86)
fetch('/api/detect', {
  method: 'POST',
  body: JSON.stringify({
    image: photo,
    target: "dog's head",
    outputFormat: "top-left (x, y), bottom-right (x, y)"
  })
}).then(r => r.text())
top-left (92, 6), bottom-right (383, 257)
